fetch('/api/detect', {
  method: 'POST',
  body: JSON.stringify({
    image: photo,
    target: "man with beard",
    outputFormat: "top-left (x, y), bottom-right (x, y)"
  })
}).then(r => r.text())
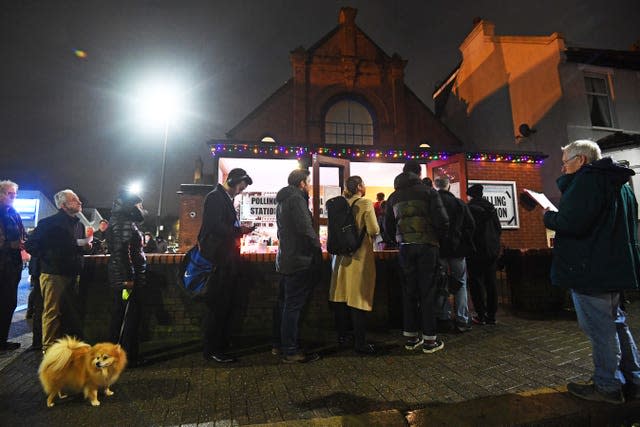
top-left (273, 168), bottom-right (321, 363)
top-left (198, 168), bottom-right (254, 363)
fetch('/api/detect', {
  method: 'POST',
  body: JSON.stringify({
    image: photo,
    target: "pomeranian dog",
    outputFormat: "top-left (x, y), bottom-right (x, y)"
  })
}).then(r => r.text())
top-left (38, 336), bottom-right (127, 407)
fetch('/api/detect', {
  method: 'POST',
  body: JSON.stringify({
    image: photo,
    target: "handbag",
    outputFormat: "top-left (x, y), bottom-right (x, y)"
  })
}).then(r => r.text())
top-left (180, 245), bottom-right (215, 299)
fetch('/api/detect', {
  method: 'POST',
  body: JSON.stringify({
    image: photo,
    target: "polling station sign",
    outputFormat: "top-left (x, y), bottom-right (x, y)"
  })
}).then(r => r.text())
top-left (240, 192), bottom-right (278, 222)
top-left (468, 180), bottom-right (520, 229)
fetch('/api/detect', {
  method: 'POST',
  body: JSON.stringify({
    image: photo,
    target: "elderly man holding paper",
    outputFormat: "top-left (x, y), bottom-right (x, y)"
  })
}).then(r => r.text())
top-left (543, 140), bottom-right (640, 404)
top-left (25, 189), bottom-right (91, 351)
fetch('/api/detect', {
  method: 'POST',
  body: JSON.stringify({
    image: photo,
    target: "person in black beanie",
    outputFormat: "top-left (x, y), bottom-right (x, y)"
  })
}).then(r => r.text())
top-left (466, 184), bottom-right (502, 325)
top-left (198, 168), bottom-right (254, 363)
top-left (107, 190), bottom-right (147, 367)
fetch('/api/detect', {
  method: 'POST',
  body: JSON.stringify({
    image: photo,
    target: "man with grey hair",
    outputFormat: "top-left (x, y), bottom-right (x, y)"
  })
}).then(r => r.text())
top-left (0, 180), bottom-right (25, 351)
top-left (433, 177), bottom-right (475, 333)
top-left (544, 139), bottom-right (640, 404)
top-left (25, 189), bottom-right (90, 351)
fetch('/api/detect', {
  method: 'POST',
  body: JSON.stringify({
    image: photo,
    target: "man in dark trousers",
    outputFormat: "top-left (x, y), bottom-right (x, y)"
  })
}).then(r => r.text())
top-left (434, 177), bottom-right (475, 333)
top-left (384, 161), bottom-right (449, 354)
top-left (198, 168), bottom-right (254, 363)
top-left (274, 169), bottom-right (321, 363)
top-left (466, 184), bottom-right (502, 325)
top-left (25, 189), bottom-right (90, 351)
top-left (0, 180), bottom-right (26, 352)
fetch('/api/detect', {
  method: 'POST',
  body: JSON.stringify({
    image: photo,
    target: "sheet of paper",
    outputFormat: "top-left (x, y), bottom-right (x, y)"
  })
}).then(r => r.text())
top-left (524, 189), bottom-right (558, 212)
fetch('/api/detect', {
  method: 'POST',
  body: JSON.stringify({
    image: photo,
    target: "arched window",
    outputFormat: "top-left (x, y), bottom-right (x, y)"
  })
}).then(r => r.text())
top-left (324, 99), bottom-right (374, 145)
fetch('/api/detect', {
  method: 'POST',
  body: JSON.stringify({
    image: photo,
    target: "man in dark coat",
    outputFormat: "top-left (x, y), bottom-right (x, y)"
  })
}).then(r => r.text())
top-left (197, 168), bottom-right (253, 363)
top-left (384, 161), bottom-right (449, 354)
top-left (274, 169), bottom-right (321, 363)
top-left (434, 177), bottom-right (475, 333)
top-left (106, 191), bottom-right (147, 367)
top-left (0, 180), bottom-right (26, 351)
top-left (466, 183), bottom-right (502, 325)
top-left (92, 219), bottom-right (109, 254)
top-left (544, 139), bottom-right (640, 404)
top-left (25, 189), bottom-right (89, 351)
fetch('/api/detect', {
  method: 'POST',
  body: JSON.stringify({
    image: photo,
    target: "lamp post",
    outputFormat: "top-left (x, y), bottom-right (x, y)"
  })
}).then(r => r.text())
top-left (134, 78), bottom-right (185, 237)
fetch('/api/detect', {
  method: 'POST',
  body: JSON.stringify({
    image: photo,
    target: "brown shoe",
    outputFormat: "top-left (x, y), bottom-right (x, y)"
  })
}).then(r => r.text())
top-left (282, 352), bottom-right (320, 363)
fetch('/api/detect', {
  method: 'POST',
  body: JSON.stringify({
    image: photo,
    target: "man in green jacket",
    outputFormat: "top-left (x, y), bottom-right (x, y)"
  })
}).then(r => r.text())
top-left (544, 139), bottom-right (640, 404)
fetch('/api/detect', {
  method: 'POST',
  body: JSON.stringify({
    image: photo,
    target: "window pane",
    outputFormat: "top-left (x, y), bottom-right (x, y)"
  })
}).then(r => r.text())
top-left (585, 76), bottom-right (607, 95)
top-left (324, 99), bottom-right (374, 145)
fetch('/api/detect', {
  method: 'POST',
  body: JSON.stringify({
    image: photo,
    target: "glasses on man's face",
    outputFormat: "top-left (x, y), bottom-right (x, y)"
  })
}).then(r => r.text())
top-left (562, 155), bottom-right (579, 166)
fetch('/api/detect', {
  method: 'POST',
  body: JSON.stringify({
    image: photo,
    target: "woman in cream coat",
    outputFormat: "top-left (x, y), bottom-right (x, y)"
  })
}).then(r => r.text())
top-left (329, 176), bottom-right (380, 354)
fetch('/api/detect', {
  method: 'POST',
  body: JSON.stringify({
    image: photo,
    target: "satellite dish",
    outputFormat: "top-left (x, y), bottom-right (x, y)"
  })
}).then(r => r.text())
top-left (518, 123), bottom-right (536, 138)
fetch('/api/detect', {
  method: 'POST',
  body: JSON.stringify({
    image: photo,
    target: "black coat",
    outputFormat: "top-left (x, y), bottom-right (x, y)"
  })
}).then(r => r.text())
top-left (106, 200), bottom-right (146, 287)
top-left (275, 185), bottom-right (321, 275)
top-left (197, 184), bottom-right (242, 263)
top-left (0, 205), bottom-right (25, 267)
top-left (438, 190), bottom-right (475, 258)
top-left (468, 197), bottom-right (502, 261)
top-left (24, 210), bottom-right (86, 276)
top-left (384, 172), bottom-right (449, 246)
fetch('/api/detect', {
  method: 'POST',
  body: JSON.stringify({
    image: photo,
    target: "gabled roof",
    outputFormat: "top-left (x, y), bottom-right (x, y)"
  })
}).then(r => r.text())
top-left (226, 79), bottom-right (293, 138)
top-left (565, 47), bottom-right (640, 70)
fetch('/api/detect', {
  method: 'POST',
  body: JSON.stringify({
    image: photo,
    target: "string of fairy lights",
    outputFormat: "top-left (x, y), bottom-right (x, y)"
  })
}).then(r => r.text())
top-left (210, 144), bottom-right (545, 164)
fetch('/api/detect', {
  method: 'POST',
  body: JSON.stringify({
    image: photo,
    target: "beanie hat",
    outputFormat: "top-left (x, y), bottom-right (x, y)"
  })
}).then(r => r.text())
top-left (467, 184), bottom-right (484, 198)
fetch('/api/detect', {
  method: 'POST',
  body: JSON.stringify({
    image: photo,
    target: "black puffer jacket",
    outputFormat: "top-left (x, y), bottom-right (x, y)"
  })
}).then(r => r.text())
top-left (24, 209), bottom-right (86, 276)
top-left (384, 172), bottom-right (449, 246)
top-left (106, 196), bottom-right (146, 287)
top-left (275, 185), bottom-right (321, 275)
top-left (468, 197), bottom-right (502, 260)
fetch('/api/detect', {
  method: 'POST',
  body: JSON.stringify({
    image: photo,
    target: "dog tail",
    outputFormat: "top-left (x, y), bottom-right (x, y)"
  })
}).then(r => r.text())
top-left (38, 336), bottom-right (91, 374)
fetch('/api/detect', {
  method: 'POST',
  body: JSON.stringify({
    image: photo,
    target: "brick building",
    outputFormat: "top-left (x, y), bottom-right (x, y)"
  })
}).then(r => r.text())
top-left (179, 8), bottom-right (549, 251)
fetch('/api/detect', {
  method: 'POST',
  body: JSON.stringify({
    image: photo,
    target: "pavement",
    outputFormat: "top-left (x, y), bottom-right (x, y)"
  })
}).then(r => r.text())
top-left (2, 299), bottom-right (640, 426)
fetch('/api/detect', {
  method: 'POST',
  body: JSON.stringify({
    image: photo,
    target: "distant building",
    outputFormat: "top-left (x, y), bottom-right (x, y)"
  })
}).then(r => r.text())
top-left (433, 20), bottom-right (640, 202)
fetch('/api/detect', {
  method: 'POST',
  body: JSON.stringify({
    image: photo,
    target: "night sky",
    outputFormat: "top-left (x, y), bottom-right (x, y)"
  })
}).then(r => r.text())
top-left (1, 0), bottom-right (637, 217)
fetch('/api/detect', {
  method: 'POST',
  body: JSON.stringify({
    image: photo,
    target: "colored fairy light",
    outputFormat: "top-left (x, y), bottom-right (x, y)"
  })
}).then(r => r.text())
top-left (74, 49), bottom-right (87, 59)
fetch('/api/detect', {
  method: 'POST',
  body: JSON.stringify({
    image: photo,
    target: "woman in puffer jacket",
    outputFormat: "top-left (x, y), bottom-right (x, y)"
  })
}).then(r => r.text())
top-left (106, 190), bottom-right (147, 367)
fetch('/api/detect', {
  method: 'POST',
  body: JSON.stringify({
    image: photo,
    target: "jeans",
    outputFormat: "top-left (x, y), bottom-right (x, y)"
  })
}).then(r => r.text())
top-left (571, 290), bottom-right (640, 393)
top-left (279, 269), bottom-right (315, 356)
top-left (398, 243), bottom-right (439, 340)
top-left (435, 257), bottom-right (469, 325)
top-left (468, 257), bottom-right (498, 321)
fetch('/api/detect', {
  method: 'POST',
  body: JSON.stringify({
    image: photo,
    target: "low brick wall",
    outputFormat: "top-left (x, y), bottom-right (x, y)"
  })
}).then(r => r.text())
top-left (80, 252), bottom-right (405, 348)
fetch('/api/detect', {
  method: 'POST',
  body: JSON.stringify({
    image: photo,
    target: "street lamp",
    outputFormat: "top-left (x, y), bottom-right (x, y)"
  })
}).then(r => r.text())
top-left (134, 78), bottom-right (185, 236)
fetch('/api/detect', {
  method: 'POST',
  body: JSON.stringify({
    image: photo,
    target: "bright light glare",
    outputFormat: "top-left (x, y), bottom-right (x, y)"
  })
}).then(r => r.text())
top-left (134, 78), bottom-right (185, 129)
top-left (128, 181), bottom-right (143, 195)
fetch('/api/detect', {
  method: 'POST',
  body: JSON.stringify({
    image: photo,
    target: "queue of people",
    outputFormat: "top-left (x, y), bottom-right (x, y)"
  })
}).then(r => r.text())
top-left (2, 138), bottom-right (640, 405)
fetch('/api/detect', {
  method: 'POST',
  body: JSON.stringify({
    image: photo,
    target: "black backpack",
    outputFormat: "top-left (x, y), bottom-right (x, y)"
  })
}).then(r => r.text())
top-left (326, 196), bottom-right (366, 255)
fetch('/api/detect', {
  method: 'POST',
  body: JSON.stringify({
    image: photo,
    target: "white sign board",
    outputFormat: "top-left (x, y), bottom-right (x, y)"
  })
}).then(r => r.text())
top-left (468, 180), bottom-right (520, 229)
top-left (240, 192), bottom-right (277, 223)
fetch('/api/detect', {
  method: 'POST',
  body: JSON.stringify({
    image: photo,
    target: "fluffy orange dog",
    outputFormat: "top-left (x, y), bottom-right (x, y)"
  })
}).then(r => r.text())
top-left (38, 336), bottom-right (127, 407)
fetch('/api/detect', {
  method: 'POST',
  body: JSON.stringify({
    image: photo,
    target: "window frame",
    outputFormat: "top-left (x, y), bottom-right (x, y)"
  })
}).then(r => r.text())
top-left (583, 70), bottom-right (616, 129)
top-left (323, 98), bottom-right (375, 146)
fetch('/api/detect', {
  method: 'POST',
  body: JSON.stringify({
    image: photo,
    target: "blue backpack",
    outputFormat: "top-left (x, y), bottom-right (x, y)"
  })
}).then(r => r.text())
top-left (180, 246), bottom-right (214, 299)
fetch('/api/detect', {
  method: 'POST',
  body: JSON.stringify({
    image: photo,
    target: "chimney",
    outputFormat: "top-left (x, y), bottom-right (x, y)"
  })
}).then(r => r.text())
top-left (339, 7), bottom-right (357, 26)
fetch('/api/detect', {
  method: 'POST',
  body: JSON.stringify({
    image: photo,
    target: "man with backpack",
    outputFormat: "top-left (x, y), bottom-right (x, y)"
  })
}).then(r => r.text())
top-left (384, 161), bottom-right (449, 354)
top-left (274, 169), bottom-right (321, 363)
top-left (434, 177), bottom-right (475, 333)
top-left (466, 184), bottom-right (502, 325)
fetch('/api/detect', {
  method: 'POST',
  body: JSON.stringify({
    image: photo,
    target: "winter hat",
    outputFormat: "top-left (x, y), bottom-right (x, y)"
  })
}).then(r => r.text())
top-left (227, 168), bottom-right (253, 186)
top-left (467, 184), bottom-right (484, 198)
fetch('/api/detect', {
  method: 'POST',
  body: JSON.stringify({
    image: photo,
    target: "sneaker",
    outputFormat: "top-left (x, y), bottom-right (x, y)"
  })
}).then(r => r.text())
top-left (471, 316), bottom-right (485, 325)
top-left (422, 340), bottom-right (444, 354)
top-left (271, 346), bottom-right (281, 356)
top-left (204, 353), bottom-right (237, 363)
top-left (282, 352), bottom-right (320, 364)
top-left (404, 337), bottom-right (423, 350)
top-left (456, 323), bottom-right (472, 333)
top-left (567, 382), bottom-right (624, 404)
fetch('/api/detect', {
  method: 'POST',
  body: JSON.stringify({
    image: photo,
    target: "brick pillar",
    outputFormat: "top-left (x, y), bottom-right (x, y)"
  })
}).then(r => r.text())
top-left (290, 47), bottom-right (308, 143)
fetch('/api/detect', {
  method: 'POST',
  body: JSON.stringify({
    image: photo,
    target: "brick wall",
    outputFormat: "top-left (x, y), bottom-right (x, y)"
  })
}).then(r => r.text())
top-left (177, 185), bottom-right (214, 253)
top-left (467, 161), bottom-right (547, 249)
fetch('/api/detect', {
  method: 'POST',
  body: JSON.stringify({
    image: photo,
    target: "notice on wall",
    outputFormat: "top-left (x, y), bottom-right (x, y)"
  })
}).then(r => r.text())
top-left (240, 192), bottom-right (278, 223)
top-left (468, 180), bottom-right (520, 229)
